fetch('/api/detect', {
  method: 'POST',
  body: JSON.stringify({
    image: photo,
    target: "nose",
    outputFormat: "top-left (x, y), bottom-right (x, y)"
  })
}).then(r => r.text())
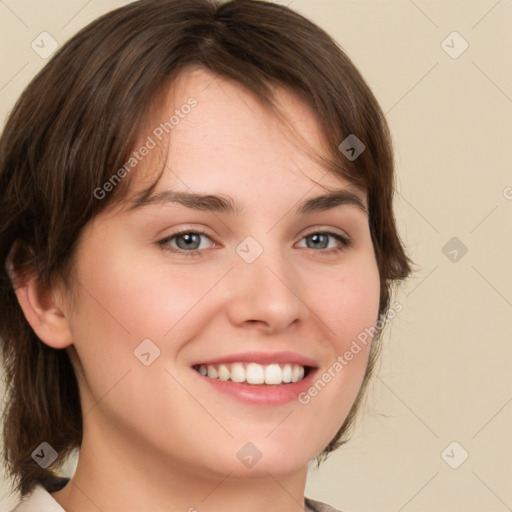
top-left (225, 245), bottom-right (308, 334)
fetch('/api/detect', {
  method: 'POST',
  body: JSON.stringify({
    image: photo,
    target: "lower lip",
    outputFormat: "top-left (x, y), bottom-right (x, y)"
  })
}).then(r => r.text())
top-left (193, 368), bottom-right (318, 405)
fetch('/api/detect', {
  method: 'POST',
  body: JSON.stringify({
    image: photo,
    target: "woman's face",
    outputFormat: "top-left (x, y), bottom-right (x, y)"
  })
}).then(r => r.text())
top-left (61, 67), bottom-right (380, 479)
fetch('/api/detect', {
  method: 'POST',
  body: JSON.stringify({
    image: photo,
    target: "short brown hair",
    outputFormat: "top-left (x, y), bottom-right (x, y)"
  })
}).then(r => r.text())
top-left (0, 0), bottom-right (411, 496)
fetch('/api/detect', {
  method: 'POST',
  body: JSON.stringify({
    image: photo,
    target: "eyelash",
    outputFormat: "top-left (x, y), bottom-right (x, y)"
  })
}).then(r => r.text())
top-left (157, 229), bottom-right (352, 257)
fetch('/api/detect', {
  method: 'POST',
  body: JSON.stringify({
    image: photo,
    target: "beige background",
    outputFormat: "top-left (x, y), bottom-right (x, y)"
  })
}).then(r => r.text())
top-left (1, 1), bottom-right (511, 511)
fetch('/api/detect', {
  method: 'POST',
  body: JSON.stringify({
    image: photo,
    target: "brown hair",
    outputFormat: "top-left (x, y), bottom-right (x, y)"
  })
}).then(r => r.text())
top-left (0, 0), bottom-right (411, 496)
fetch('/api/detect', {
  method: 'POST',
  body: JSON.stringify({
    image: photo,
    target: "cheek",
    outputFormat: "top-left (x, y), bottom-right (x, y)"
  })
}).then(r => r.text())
top-left (71, 237), bottom-right (224, 343)
top-left (310, 256), bottom-right (381, 351)
top-left (294, 254), bottom-right (380, 434)
top-left (331, 259), bottom-right (380, 388)
top-left (65, 239), bottom-right (235, 408)
top-left (65, 240), bottom-right (216, 428)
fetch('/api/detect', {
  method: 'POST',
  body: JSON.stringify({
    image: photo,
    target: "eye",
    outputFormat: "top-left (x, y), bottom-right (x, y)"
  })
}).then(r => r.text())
top-left (157, 229), bottom-right (351, 257)
top-left (296, 231), bottom-right (351, 254)
top-left (158, 230), bottom-right (214, 254)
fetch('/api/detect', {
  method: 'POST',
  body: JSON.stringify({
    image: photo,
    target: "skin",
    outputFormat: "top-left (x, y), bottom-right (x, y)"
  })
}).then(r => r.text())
top-left (16, 68), bottom-right (380, 512)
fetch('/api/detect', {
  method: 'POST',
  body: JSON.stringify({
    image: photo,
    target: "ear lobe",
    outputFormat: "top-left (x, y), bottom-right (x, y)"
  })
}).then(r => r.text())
top-left (6, 244), bottom-right (73, 350)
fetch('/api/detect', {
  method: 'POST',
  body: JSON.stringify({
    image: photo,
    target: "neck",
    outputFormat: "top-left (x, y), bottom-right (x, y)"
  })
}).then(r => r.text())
top-left (51, 421), bottom-right (310, 512)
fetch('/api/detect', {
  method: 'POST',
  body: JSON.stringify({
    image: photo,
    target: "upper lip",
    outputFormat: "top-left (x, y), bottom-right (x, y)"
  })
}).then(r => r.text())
top-left (191, 351), bottom-right (317, 368)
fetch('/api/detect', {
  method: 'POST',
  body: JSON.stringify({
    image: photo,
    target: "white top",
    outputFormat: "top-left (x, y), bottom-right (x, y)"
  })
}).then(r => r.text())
top-left (9, 479), bottom-right (343, 512)
top-left (10, 484), bottom-right (65, 512)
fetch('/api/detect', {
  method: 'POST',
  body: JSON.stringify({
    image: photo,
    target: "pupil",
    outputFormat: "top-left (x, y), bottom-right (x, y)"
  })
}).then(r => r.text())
top-left (309, 233), bottom-right (327, 249)
top-left (178, 233), bottom-right (199, 249)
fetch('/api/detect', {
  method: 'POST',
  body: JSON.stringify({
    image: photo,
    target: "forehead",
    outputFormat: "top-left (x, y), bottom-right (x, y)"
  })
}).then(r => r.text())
top-left (126, 67), bottom-right (364, 206)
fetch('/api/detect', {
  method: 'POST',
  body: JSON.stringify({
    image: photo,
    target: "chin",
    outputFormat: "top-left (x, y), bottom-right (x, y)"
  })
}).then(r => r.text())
top-left (226, 433), bottom-right (323, 478)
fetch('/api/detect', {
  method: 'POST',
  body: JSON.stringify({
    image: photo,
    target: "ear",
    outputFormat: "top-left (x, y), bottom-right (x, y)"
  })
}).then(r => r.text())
top-left (6, 243), bottom-right (73, 349)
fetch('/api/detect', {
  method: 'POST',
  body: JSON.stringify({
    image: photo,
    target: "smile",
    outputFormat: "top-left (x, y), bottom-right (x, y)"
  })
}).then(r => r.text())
top-left (193, 362), bottom-right (308, 385)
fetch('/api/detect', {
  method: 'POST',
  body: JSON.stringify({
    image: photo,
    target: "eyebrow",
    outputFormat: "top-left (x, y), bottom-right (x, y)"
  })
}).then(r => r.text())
top-left (128, 189), bottom-right (367, 215)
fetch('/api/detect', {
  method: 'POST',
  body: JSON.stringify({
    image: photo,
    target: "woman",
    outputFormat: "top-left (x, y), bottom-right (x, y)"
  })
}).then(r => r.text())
top-left (0, 1), bottom-right (411, 510)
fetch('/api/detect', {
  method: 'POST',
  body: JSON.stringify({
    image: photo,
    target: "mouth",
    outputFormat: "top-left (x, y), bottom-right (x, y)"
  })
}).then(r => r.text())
top-left (190, 352), bottom-right (319, 406)
top-left (192, 362), bottom-right (311, 386)
top-left (190, 351), bottom-right (318, 405)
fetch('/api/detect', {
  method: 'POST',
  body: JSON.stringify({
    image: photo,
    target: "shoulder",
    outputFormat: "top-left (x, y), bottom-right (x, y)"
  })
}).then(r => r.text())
top-left (305, 496), bottom-right (348, 512)
top-left (9, 477), bottom-right (69, 512)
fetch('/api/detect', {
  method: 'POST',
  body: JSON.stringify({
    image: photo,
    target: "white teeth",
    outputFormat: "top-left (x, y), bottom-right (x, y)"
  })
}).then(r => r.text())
top-left (218, 364), bottom-right (230, 381)
top-left (264, 364), bottom-right (282, 385)
top-left (246, 363), bottom-right (265, 384)
top-left (230, 363), bottom-right (246, 383)
top-left (196, 362), bottom-right (307, 385)
top-left (282, 364), bottom-right (292, 383)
